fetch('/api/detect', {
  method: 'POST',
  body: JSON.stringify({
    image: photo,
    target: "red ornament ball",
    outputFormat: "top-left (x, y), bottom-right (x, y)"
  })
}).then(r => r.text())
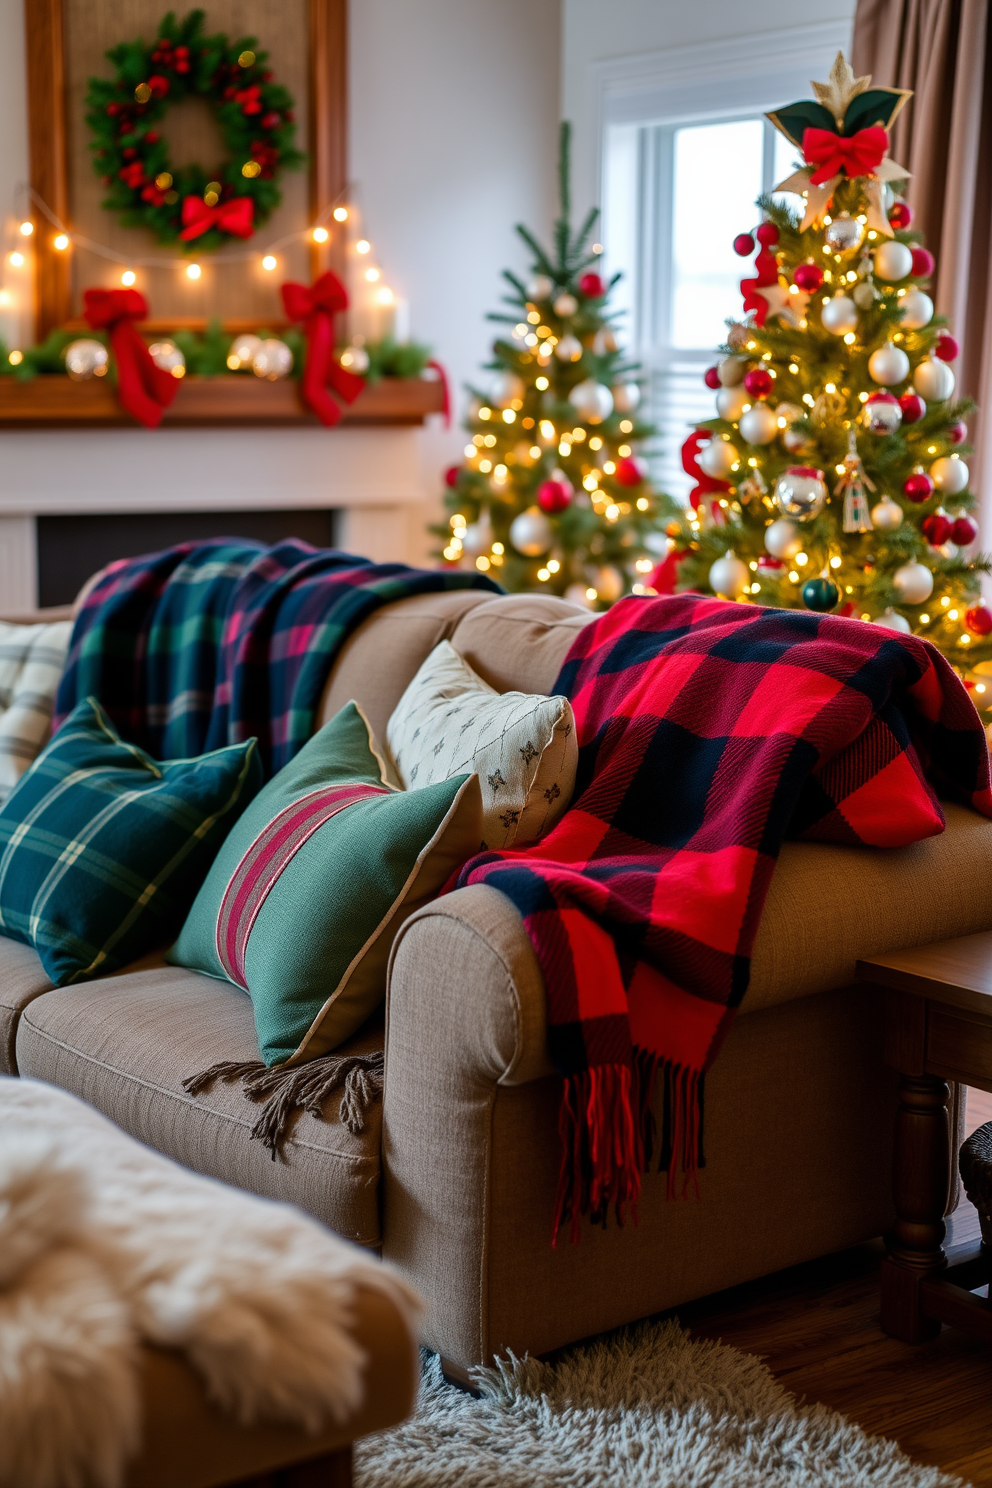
top-left (888, 201), bottom-right (912, 229)
top-left (903, 471), bottom-right (935, 502)
top-left (755, 221), bottom-right (779, 246)
top-left (949, 420), bottom-right (968, 444)
top-left (911, 246), bottom-right (935, 277)
top-left (743, 367), bottom-right (773, 398)
top-left (793, 262), bottom-right (824, 292)
top-left (578, 272), bottom-right (605, 298)
top-left (704, 365), bottom-right (721, 390)
top-left (952, 514), bottom-right (978, 546)
top-left (614, 456), bottom-right (645, 487)
top-left (733, 233), bottom-right (755, 257)
top-left (935, 332), bottom-right (959, 362)
top-left (537, 477), bottom-right (572, 513)
top-left (444, 465), bottom-right (460, 488)
top-left (899, 392), bottom-right (926, 423)
top-left (965, 605), bottom-right (992, 637)
top-left (921, 512), bottom-right (953, 545)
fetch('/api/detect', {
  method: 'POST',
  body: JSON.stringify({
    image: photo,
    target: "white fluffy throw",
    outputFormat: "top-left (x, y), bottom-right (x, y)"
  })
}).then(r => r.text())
top-left (0, 1077), bottom-right (421, 1488)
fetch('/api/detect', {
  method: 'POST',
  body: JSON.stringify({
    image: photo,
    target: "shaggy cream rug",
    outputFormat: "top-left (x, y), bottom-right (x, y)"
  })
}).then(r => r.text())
top-left (355, 1319), bottom-right (963, 1488)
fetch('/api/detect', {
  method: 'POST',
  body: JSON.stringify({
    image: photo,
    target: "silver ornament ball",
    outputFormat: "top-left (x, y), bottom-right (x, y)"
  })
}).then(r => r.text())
top-left (339, 343), bottom-right (370, 373)
top-left (716, 385), bottom-right (750, 422)
top-left (717, 356), bottom-right (746, 387)
top-left (555, 334), bottom-right (583, 363)
top-left (527, 274), bottom-right (553, 301)
top-left (899, 289), bottom-right (933, 330)
top-left (863, 392), bottom-right (902, 434)
top-left (489, 370), bottom-right (525, 407)
top-left (509, 506), bottom-right (553, 557)
top-left (868, 342), bottom-right (911, 386)
top-left (852, 280), bottom-right (877, 310)
top-left (227, 332), bottom-right (261, 369)
top-left (825, 213), bottom-right (863, 252)
top-left (147, 340), bottom-right (185, 378)
top-left (708, 550), bottom-right (750, 598)
top-left (764, 518), bottom-right (802, 559)
top-left (892, 561), bottom-right (934, 605)
top-left (874, 239), bottom-right (914, 282)
top-left (821, 294), bottom-right (859, 335)
top-left (739, 402), bottom-right (779, 445)
top-left (774, 466), bottom-right (827, 519)
top-left (568, 379), bottom-right (614, 423)
top-left (611, 382), bottom-right (640, 413)
top-left (930, 456), bottom-right (969, 494)
top-left (873, 608), bottom-right (912, 633)
top-left (870, 496), bottom-right (904, 530)
top-left (252, 338), bottom-right (294, 380)
top-left (914, 358), bottom-right (955, 401)
top-left (64, 338), bottom-right (109, 380)
top-left (697, 438), bottom-right (739, 480)
top-left (553, 292), bottom-right (578, 318)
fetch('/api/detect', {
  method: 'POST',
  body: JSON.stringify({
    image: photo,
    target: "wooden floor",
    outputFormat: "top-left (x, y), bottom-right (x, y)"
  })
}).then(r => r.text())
top-left (679, 1087), bottom-right (992, 1487)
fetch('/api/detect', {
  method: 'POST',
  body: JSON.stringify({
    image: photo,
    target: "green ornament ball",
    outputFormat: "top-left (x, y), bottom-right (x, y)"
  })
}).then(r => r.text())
top-left (801, 576), bottom-right (840, 613)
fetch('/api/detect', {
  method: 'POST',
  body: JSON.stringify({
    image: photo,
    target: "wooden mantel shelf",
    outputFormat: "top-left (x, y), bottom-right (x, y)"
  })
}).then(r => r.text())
top-left (0, 375), bottom-right (446, 429)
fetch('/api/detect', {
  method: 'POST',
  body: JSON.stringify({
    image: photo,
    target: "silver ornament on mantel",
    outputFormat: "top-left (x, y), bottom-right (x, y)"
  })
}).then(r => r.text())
top-left (553, 292), bottom-right (578, 318)
top-left (252, 338), bottom-right (294, 380)
top-left (825, 212), bottom-right (863, 252)
top-left (774, 466), bottom-right (827, 520)
top-left (870, 496), bottom-right (904, 530)
top-left (555, 334), bottom-right (583, 363)
top-left (509, 506), bottom-right (553, 557)
top-left (64, 339), bottom-right (109, 380)
top-left (148, 340), bottom-right (185, 378)
top-left (568, 379), bottom-right (614, 423)
top-left (227, 332), bottom-right (261, 370)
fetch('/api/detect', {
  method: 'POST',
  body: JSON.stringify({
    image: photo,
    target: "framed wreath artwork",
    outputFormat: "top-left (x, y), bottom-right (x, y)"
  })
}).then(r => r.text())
top-left (25, 0), bottom-right (346, 336)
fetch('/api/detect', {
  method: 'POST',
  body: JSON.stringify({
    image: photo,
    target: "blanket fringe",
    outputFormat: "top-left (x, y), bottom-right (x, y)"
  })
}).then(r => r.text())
top-left (182, 1050), bottom-right (384, 1159)
top-left (552, 1054), bottom-right (705, 1245)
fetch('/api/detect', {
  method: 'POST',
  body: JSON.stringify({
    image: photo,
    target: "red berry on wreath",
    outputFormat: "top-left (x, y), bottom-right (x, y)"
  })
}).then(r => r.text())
top-left (704, 366), bottom-right (721, 390)
top-left (743, 367), bottom-right (773, 398)
top-left (793, 262), bottom-right (823, 292)
top-left (145, 131), bottom-right (159, 143)
top-left (615, 456), bottom-right (644, 487)
top-left (579, 272), bottom-right (605, 298)
top-left (935, 332), bottom-right (959, 362)
top-left (733, 233), bottom-right (755, 256)
top-left (949, 420), bottom-right (968, 444)
top-left (911, 246), bottom-right (935, 277)
top-left (148, 75), bottom-right (169, 98)
top-left (888, 201), bottom-right (912, 229)
top-left (903, 472), bottom-right (934, 502)
top-left (755, 221), bottom-right (779, 246)
top-left (123, 146), bottom-right (137, 159)
top-left (106, 102), bottom-right (120, 116)
top-left (966, 605), bottom-right (992, 636)
top-left (952, 515), bottom-right (978, 546)
top-left (899, 392), bottom-right (926, 423)
top-left (538, 477), bottom-right (573, 513)
top-left (921, 512), bottom-right (952, 546)
top-left (262, 111), bottom-right (281, 130)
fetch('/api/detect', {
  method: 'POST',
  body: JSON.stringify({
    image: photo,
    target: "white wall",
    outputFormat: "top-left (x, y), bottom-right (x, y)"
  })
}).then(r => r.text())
top-left (0, 0), bottom-right (561, 600)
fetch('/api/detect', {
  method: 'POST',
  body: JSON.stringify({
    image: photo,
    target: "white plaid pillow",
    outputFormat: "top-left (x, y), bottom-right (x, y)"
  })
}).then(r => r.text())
top-left (386, 640), bottom-right (577, 849)
top-left (0, 621), bottom-right (72, 803)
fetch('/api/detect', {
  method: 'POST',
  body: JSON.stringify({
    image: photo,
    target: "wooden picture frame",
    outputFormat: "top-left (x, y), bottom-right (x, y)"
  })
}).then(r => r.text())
top-left (24, 0), bottom-right (347, 341)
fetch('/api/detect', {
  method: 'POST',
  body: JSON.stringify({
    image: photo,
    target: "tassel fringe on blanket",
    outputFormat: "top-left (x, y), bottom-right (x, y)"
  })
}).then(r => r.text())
top-left (183, 1051), bottom-right (384, 1158)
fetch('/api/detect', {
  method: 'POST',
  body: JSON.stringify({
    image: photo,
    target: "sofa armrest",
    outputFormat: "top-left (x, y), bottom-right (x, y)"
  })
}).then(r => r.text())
top-left (381, 883), bottom-right (553, 1360)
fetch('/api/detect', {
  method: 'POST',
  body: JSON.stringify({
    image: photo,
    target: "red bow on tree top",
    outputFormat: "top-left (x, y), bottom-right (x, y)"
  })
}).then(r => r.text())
top-left (179, 195), bottom-right (255, 241)
top-left (83, 287), bottom-right (178, 429)
top-left (802, 125), bottom-right (888, 185)
top-left (280, 271), bottom-right (365, 426)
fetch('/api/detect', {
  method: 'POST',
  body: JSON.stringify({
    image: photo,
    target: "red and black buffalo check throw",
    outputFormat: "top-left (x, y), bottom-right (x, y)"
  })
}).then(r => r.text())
top-left (455, 595), bottom-right (992, 1241)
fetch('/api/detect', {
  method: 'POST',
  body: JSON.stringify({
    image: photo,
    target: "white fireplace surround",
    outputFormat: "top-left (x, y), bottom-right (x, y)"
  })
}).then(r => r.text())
top-left (0, 425), bottom-right (441, 609)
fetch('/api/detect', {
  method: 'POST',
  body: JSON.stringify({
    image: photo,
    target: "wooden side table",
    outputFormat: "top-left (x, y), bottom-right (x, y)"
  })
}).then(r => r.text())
top-left (858, 931), bottom-right (992, 1346)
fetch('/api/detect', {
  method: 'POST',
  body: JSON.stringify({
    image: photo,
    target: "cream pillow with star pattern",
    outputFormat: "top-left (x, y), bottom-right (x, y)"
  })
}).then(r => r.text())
top-left (386, 641), bottom-right (577, 850)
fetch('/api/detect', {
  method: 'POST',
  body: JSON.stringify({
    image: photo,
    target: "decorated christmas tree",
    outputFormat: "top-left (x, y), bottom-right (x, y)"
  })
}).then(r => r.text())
top-left (668, 54), bottom-right (992, 679)
top-left (435, 124), bottom-right (676, 606)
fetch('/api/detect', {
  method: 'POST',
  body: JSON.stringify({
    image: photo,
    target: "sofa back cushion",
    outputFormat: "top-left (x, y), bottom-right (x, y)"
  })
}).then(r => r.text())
top-left (448, 595), bottom-right (592, 696)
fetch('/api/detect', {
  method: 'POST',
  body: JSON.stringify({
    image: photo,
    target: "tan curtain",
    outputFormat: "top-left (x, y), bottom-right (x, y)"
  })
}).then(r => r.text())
top-left (853, 0), bottom-right (992, 507)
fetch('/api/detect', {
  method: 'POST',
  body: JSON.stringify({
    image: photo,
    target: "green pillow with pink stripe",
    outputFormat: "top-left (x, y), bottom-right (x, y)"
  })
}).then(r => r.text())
top-left (168, 702), bottom-right (482, 1066)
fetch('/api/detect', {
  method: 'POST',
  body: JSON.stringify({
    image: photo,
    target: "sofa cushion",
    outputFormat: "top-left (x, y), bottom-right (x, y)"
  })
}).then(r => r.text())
top-left (15, 961), bottom-right (383, 1247)
top-left (0, 936), bottom-right (54, 1074)
top-left (448, 594), bottom-right (592, 697)
top-left (318, 590), bottom-right (494, 747)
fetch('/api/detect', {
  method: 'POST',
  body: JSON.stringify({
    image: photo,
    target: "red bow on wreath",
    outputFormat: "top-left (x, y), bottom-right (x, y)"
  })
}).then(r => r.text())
top-left (83, 287), bottom-right (178, 429)
top-left (802, 125), bottom-right (888, 186)
top-left (179, 195), bottom-right (255, 241)
top-left (280, 272), bottom-right (365, 426)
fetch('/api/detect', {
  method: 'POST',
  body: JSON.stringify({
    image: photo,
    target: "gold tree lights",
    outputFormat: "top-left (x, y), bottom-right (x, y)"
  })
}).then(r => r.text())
top-left (671, 54), bottom-right (992, 679)
top-left (435, 125), bottom-right (677, 606)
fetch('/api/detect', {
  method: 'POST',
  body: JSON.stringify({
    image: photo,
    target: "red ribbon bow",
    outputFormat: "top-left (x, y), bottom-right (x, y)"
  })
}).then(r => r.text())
top-left (802, 125), bottom-right (888, 186)
top-left (179, 194), bottom-right (255, 242)
top-left (280, 272), bottom-right (365, 426)
top-left (82, 288), bottom-right (178, 429)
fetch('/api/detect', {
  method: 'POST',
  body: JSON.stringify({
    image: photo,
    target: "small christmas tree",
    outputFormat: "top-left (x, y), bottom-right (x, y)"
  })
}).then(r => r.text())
top-left (435, 124), bottom-right (676, 607)
top-left (669, 54), bottom-right (992, 680)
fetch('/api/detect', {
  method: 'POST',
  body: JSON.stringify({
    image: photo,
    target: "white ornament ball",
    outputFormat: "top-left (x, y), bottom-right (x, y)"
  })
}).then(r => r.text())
top-left (825, 213), bottom-right (863, 252)
top-left (930, 456), bottom-right (970, 494)
top-left (489, 370), bottom-right (525, 407)
top-left (611, 382), bottom-right (640, 413)
top-left (64, 338), bottom-right (109, 380)
top-left (739, 402), bottom-right (779, 445)
top-left (874, 239), bottom-right (914, 282)
top-left (461, 511), bottom-right (494, 558)
top-left (509, 506), bottom-right (553, 557)
top-left (783, 426), bottom-right (811, 453)
top-left (527, 274), bottom-right (553, 300)
top-left (863, 391), bottom-right (903, 434)
top-left (893, 561), bottom-right (934, 605)
top-left (697, 438), bottom-right (739, 480)
top-left (596, 565), bottom-right (625, 603)
top-left (822, 294), bottom-right (859, 335)
top-left (565, 583), bottom-right (594, 609)
top-left (873, 607), bottom-right (912, 633)
top-left (339, 343), bottom-right (370, 373)
top-left (914, 358), bottom-right (955, 401)
top-left (148, 340), bottom-right (185, 377)
top-left (764, 518), bottom-right (802, 560)
top-left (899, 289), bottom-right (934, 330)
top-left (853, 280), bottom-right (878, 310)
top-left (592, 327), bottom-right (618, 355)
top-left (716, 385), bottom-right (751, 422)
top-left (717, 356), bottom-right (747, 387)
top-left (553, 292), bottom-right (579, 318)
top-left (568, 378), bottom-right (614, 423)
top-left (252, 338), bottom-right (294, 380)
top-left (555, 334), bottom-right (583, 363)
top-left (774, 466), bottom-right (828, 519)
top-left (227, 332), bottom-right (261, 369)
top-left (709, 550), bottom-right (750, 599)
top-left (868, 342), bottom-right (911, 386)
top-left (870, 496), bottom-right (904, 530)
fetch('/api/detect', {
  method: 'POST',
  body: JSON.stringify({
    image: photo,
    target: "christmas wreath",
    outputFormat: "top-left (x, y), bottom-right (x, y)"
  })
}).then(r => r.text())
top-left (85, 9), bottom-right (303, 252)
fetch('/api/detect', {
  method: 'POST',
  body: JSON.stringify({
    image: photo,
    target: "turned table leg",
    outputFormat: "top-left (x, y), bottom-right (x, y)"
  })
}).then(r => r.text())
top-left (881, 1073), bottom-right (950, 1343)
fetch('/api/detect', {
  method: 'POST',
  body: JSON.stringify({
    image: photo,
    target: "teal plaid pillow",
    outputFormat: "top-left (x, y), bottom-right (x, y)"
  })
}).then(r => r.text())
top-left (0, 697), bottom-right (261, 986)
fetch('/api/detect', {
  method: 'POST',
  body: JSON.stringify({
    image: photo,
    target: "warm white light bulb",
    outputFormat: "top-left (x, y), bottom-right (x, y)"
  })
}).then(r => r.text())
top-left (262, 254), bottom-right (277, 271)
top-left (8, 252), bottom-right (24, 268)
top-left (333, 207), bottom-right (348, 222)
top-left (53, 234), bottom-right (69, 251)
top-left (19, 221), bottom-right (33, 237)
top-left (121, 269), bottom-right (136, 286)
top-left (376, 286), bottom-right (393, 305)
top-left (312, 226), bottom-right (329, 244)
top-left (186, 262), bottom-right (202, 280)
top-left (356, 239), bottom-right (371, 255)
top-left (365, 266), bottom-right (380, 282)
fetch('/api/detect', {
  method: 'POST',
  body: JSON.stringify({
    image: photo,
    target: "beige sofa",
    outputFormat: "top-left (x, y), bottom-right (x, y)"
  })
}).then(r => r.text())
top-left (4, 588), bottom-right (991, 1371)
